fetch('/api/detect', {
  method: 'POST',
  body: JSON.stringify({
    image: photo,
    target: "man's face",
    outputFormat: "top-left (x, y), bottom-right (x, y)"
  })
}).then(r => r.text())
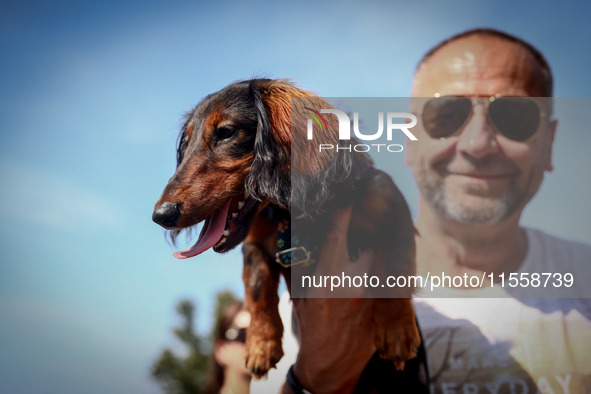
top-left (406, 35), bottom-right (556, 225)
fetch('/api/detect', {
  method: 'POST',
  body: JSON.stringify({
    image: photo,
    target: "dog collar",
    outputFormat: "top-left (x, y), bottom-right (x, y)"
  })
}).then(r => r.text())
top-left (275, 217), bottom-right (318, 268)
top-left (275, 158), bottom-right (374, 268)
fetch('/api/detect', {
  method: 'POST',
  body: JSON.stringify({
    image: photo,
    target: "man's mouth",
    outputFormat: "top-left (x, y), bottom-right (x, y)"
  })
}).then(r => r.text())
top-left (451, 172), bottom-right (514, 180)
top-left (172, 192), bottom-right (258, 259)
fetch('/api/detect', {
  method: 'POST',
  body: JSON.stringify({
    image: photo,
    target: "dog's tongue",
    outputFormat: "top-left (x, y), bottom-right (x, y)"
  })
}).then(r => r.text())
top-left (173, 199), bottom-right (231, 259)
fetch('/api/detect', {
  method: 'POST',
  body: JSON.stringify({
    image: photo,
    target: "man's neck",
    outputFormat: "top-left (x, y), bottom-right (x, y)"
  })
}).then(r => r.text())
top-left (414, 198), bottom-right (528, 278)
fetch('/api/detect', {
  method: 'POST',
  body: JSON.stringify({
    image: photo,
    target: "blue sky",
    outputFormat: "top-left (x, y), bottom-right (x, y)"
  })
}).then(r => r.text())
top-left (1, 0), bottom-right (590, 393)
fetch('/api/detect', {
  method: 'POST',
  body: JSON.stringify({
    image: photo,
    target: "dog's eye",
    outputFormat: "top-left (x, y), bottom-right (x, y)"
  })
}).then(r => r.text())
top-left (215, 126), bottom-right (238, 143)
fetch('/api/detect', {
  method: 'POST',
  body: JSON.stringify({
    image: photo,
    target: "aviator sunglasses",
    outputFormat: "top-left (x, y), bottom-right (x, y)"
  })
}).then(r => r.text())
top-left (420, 96), bottom-right (549, 142)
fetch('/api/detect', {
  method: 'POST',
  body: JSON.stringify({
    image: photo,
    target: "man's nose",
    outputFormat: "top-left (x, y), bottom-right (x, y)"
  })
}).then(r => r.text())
top-left (456, 106), bottom-right (499, 158)
top-left (152, 202), bottom-right (181, 228)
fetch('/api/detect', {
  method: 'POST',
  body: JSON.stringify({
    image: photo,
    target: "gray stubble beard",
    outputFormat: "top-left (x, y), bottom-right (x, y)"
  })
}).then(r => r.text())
top-left (416, 166), bottom-right (526, 226)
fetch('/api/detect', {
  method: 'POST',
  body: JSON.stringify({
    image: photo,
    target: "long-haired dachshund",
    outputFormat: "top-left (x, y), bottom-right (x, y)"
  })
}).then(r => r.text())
top-left (153, 79), bottom-right (420, 378)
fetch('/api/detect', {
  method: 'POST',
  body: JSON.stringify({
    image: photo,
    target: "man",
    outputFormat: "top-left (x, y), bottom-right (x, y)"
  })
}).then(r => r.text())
top-left (254, 29), bottom-right (591, 393)
top-left (406, 28), bottom-right (591, 393)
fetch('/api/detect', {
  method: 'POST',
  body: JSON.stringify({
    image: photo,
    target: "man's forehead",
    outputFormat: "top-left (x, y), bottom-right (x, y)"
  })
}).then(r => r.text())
top-left (412, 35), bottom-right (548, 97)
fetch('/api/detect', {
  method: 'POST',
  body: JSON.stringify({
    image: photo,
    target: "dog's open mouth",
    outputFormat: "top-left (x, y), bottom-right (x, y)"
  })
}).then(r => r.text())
top-left (173, 192), bottom-right (259, 259)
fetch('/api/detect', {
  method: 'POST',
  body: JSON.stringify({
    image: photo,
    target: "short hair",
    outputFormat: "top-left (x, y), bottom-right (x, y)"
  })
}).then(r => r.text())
top-left (415, 28), bottom-right (553, 96)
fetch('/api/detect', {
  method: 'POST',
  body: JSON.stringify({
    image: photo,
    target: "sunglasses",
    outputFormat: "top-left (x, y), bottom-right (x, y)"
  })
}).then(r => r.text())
top-left (420, 96), bottom-right (548, 142)
top-left (224, 326), bottom-right (247, 343)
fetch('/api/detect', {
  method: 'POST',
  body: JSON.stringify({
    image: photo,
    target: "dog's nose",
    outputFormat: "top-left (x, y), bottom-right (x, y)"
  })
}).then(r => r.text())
top-left (152, 202), bottom-right (181, 228)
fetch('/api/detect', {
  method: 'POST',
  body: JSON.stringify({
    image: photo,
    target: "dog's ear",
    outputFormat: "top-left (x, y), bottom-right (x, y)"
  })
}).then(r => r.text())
top-left (284, 88), bottom-right (353, 217)
top-left (244, 80), bottom-right (292, 208)
top-left (246, 80), bottom-right (352, 216)
top-left (246, 79), bottom-right (354, 216)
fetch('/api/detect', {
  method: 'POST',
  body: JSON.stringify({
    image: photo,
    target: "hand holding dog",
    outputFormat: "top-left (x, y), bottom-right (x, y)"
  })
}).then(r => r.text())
top-left (285, 206), bottom-right (377, 394)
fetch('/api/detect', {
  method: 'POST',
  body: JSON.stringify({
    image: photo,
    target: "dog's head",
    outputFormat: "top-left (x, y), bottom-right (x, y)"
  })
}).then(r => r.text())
top-left (153, 78), bottom-right (351, 258)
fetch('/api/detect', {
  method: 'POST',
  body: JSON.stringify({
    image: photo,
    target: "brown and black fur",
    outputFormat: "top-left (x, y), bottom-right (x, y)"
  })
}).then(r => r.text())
top-left (153, 78), bottom-right (420, 378)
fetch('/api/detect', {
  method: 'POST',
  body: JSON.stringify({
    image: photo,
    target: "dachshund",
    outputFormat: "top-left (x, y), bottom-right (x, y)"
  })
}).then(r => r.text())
top-left (153, 79), bottom-right (420, 378)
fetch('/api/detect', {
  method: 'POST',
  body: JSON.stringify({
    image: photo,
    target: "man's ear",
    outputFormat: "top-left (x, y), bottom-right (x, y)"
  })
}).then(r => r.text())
top-left (403, 105), bottom-right (421, 167)
top-left (545, 119), bottom-right (557, 172)
top-left (404, 135), bottom-right (417, 167)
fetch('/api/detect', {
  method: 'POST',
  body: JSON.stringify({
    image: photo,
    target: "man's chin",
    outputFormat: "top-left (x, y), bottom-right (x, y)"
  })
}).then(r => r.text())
top-left (416, 174), bottom-right (522, 225)
top-left (442, 196), bottom-right (513, 225)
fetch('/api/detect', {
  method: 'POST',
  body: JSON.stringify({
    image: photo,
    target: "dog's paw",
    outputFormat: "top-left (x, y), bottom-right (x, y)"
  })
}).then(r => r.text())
top-left (245, 336), bottom-right (284, 378)
top-left (373, 300), bottom-right (421, 371)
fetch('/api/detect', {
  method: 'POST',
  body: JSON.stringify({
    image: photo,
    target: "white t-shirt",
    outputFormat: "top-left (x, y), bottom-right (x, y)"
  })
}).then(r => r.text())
top-left (252, 228), bottom-right (591, 393)
top-left (416, 228), bottom-right (591, 394)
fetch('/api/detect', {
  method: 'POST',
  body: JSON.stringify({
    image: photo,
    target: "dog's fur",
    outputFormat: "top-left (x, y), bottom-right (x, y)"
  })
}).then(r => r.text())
top-left (153, 79), bottom-right (420, 378)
